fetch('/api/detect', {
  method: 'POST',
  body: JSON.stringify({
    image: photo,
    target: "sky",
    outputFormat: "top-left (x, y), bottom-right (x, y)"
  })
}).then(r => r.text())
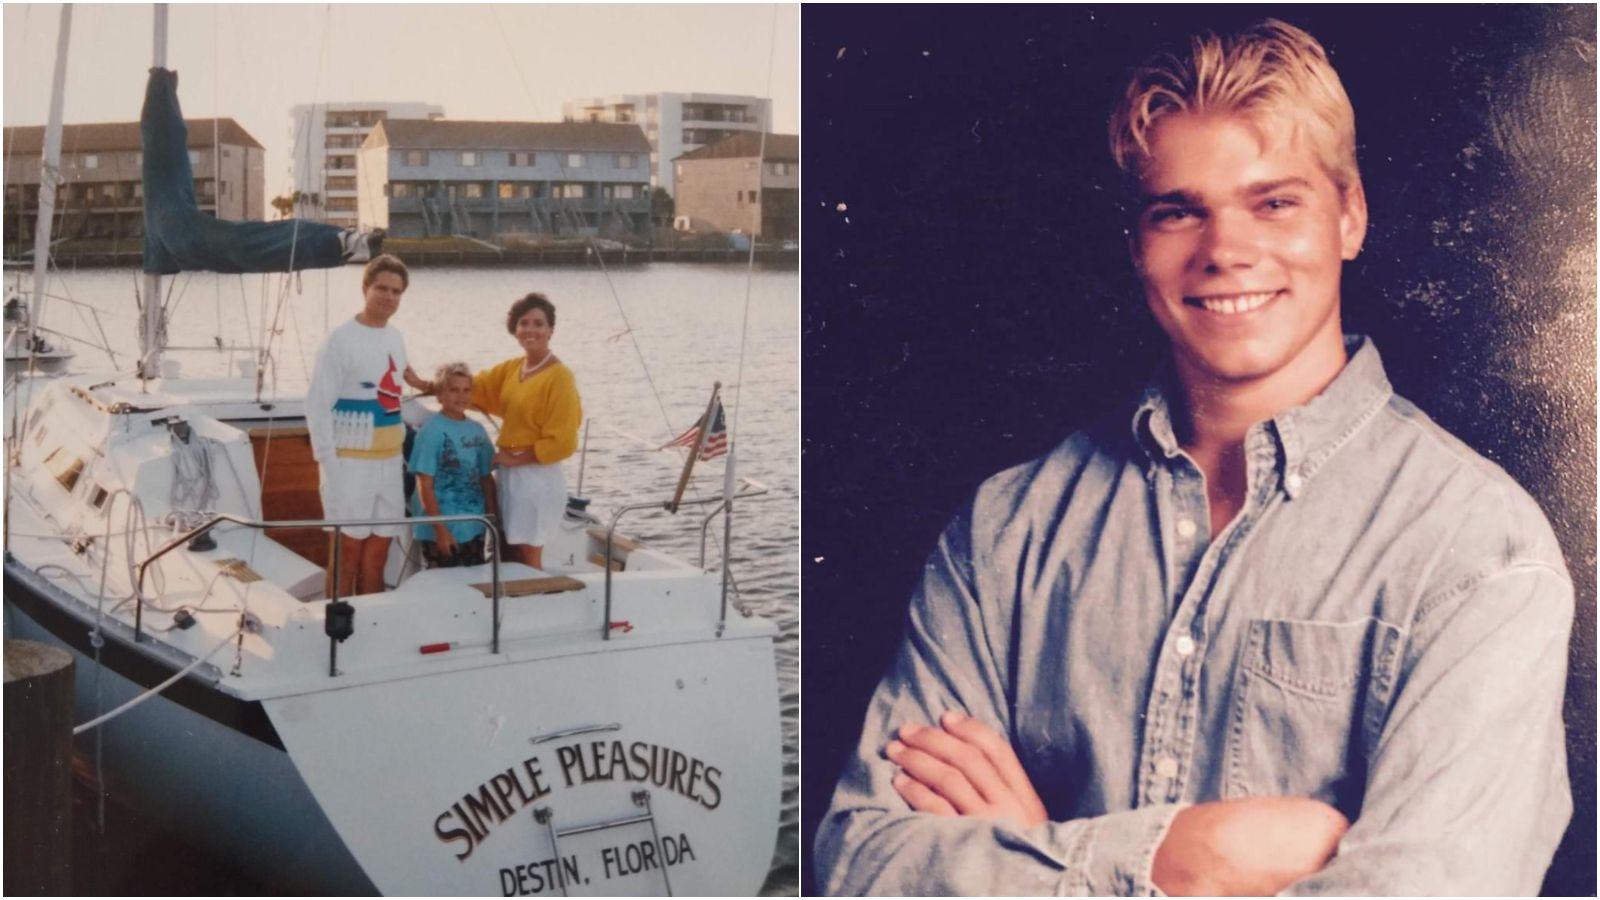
top-left (3, 3), bottom-right (799, 196)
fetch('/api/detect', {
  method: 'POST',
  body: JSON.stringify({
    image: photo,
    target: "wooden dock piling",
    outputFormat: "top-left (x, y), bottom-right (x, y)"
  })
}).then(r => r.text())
top-left (4, 639), bottom-right (74, 895)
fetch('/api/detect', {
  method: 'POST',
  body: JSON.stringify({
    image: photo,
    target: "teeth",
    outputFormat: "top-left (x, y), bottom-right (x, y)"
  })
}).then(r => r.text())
top-left (1196, 291), bottom-right (1277, 315)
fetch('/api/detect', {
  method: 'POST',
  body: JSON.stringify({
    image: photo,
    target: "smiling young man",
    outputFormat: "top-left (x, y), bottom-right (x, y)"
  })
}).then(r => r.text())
top-left (306, 254), bottom-right (432, 597)
top-left (815, 20), bottom-right (1573, 896)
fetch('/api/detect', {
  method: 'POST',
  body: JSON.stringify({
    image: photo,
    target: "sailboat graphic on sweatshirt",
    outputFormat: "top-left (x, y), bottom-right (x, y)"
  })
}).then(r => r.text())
top-left (333, 355), bottom-right (406, 459)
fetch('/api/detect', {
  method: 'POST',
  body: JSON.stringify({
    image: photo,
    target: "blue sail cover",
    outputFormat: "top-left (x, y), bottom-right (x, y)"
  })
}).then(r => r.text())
top-left (142, 68), bottom-right (346, 275)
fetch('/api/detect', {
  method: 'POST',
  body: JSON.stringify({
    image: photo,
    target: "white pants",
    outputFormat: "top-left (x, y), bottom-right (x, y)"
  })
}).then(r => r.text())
top-left (318, 455), bottom-right (406, 539)
top-left (497, 462), bottom-right (567, 547)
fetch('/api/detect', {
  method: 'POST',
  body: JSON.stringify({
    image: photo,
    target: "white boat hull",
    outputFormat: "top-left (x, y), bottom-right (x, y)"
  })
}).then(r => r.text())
top-left (5, 568), bottom-right (782, 896)
top-left (264, 634), bottom-right (783, 896)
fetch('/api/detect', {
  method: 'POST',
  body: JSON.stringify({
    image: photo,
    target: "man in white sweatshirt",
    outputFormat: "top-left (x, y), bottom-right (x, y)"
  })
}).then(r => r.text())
top-left (305, 254), bottom-right (431, 596)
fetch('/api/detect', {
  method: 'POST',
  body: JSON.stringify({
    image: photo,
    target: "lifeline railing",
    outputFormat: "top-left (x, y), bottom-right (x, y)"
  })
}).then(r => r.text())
top-left (132, 512), bottom-right (501, 673)
top-left (132, 480), bottom-right (774, 669)
top-left (601, 477), bottom-right (769, 642)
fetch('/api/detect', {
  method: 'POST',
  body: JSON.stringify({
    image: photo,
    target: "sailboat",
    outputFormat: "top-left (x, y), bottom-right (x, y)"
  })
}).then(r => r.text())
top-left (3, 6), bottom-right (783, 895)
top-left (4, 282), bottom-right (77, 378)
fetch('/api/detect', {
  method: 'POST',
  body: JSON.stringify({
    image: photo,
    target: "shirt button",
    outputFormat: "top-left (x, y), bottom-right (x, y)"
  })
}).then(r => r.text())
top-left (1175, 636), bottom-right (1196, 657)
top-left (1175, 518), bottom-right (1197, 539)
top-left (1285, 472), bottom-right (1304, 491)
top-left (1155, 757), bottom-right (1179, 779)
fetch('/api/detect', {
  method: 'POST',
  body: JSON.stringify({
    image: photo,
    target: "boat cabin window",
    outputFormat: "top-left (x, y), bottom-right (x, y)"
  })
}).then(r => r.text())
top-left (43, 448), bottom-right (85, 493)
top-left (89, 485), bottom-right (110, 509)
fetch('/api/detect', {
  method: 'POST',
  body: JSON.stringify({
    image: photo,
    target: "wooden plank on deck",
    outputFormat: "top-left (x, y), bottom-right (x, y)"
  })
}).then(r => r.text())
top-left (469, 576), bottom-right (586, 598)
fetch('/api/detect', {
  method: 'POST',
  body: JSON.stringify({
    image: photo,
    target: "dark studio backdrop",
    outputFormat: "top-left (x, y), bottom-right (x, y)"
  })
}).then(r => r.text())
top-left (800, 5), bottom-right (1596, 896)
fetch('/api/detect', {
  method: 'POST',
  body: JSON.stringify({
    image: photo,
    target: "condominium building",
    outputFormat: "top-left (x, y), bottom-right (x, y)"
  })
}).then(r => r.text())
top-left (673, 132), bottom-right (798, 240)
top-left (561, 93), bottom-right (771, 196)
top-left (289, 101), bottom-right (443, 226)
top-left (3, 119), bottom-right (264, 253)
top-left (358, 119), bottom-right (654, 239)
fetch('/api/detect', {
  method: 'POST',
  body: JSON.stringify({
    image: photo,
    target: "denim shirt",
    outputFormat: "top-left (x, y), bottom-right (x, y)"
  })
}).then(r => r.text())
top-left (815, 337), bottom-right (1573, 896)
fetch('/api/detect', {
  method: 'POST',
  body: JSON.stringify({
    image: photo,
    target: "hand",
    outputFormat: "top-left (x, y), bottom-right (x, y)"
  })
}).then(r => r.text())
top-left (1152, 796), bottom-right (1349, 896)
top-left (885, 710), bottom-right (1047, 829)
top-left (434, 529), bottom-right (457, 557)
top-left (493, 449), bottom-right (526, 467)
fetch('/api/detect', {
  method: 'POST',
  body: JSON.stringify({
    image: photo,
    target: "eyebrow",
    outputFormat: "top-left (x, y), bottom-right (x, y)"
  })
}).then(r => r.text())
top-left (1137, 189), bottom-right (1200, 211)
top-left (1138, 177), bottom-right (1316, 211)
top-left (1243, 177), bottom-right (1314, 195)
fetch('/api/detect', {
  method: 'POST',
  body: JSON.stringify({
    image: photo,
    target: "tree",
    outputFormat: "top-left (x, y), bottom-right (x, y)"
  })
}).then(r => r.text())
top-left (267, 190), bottom-right (320, 219)
top-left (650, 187), bottom-right (675, 227)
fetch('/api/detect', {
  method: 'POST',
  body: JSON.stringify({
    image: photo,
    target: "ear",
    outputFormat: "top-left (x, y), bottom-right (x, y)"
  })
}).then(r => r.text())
top-left (1339, 181), bottom-right (1368, 261)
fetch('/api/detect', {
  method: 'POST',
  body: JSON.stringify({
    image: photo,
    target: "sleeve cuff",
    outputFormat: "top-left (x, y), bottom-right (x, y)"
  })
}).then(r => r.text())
top-left (1073, 803), bottom-right (1186, 896)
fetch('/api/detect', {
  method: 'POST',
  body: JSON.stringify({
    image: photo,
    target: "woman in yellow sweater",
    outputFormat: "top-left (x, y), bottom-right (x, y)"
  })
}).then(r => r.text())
top-left (467, 293), bottom-right (582, 569)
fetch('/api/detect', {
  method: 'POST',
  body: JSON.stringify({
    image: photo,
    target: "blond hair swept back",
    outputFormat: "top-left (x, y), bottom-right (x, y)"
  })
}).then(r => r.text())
top-left (433, 360), bottom-right (472, 391)
top-left (1108, 19), bottom-right (1361, 196)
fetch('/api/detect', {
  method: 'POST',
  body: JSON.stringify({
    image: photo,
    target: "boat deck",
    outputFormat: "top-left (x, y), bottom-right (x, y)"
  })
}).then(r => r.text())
top-left (5, 373), bottom-right (773, 703)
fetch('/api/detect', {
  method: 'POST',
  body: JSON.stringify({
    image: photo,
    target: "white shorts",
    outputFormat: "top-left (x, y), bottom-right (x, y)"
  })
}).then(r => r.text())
top-left (318, 455), bottom-right (406, 540)
top-left (496, 462), bottom-right (567, 548)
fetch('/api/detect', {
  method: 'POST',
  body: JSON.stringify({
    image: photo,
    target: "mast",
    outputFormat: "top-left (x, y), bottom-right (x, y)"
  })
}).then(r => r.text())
top-left (139, 3), bottom-right (168, 380)
top-left (25, 5), bottom-right (73, 363)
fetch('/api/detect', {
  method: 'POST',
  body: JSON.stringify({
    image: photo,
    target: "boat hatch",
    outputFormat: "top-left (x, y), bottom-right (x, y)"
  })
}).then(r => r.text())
top-left (44, 447), bottom-right (84, 492)
top-left (246, 424), bottom-right (330, 568)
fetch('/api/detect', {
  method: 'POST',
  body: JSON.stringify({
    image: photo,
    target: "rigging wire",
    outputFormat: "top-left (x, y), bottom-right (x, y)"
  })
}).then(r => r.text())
top-left (3, 6), bottom-right (30, 255)
top-left (245, 1), bottom-right (336, 591)
top-left (212, 7), bottom-right (226, 355)
top-left (87, 486), bottom-right (131, 833)
top-left (40, 253), bottom-right (120, 364)
top-left (236, 274), bottom-right (253, 358)
top-left (728, 4), bottom-right (782, 456)
top-left (284, 274), bottom-right (312, 385)
top-left (254, 4), bottom-right (331, 398)
top-left (486, 4), bottom-right (677, 444)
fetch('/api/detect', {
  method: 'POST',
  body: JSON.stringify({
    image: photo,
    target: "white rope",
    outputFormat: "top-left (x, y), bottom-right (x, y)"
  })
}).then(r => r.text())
top-left (71, 623), bottom-right (243, 736)
top-left (168, 432), bottom-right (220, 513)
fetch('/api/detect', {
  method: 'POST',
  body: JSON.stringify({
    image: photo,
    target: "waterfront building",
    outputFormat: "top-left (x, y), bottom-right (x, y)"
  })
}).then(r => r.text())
top-left (561, 93), bottom-right (771, 197)
top-left (672, 132), bottom-right (798, 241)
top-left (288, 101), bottom-right (443, 226)
top-left (358, 119), bottom-right (654, 239)
top-left (3, 119), bottom-right (263, 254)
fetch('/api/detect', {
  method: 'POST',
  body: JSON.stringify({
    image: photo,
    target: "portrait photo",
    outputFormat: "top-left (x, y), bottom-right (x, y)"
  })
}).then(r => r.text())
top-left (802, 5), bottom-right (1594, 896)
top-left (3, 4), bottom-right (797, 895)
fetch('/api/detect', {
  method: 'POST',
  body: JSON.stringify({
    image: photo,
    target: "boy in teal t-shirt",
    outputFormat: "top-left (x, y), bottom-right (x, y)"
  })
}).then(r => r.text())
top-left (410, 363), bottom-right (498, 568)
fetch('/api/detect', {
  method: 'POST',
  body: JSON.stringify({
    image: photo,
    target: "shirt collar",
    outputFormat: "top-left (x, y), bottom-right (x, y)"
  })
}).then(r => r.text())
top-left (1131, 336), bottom-right (1394, 498)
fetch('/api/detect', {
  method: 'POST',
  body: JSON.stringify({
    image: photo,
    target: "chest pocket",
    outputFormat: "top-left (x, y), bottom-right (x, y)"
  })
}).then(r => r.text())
top-left (1225, 617), bottom-right (1399, 814)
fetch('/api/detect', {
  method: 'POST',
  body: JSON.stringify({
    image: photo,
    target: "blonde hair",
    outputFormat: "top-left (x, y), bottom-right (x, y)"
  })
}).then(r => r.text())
top-left (1108, 19), bottom-right (1361, 196)
top-left (434, 361), bottom-right (472, 391)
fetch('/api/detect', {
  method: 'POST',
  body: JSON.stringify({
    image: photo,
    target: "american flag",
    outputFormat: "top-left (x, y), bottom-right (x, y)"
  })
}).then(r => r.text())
top-left (666, 399), bottom-right (729, 460)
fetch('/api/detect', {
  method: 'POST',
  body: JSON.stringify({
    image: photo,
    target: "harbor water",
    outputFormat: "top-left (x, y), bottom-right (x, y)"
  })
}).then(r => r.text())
top-left (20, 261), bottom-right (799, 895)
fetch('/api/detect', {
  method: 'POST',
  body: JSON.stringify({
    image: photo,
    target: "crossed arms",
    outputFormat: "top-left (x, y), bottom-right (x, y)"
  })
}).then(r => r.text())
top-left (888, 710), bottom-right (1348, 895)
top-left (813, 518), bottom-right (1574, 896)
